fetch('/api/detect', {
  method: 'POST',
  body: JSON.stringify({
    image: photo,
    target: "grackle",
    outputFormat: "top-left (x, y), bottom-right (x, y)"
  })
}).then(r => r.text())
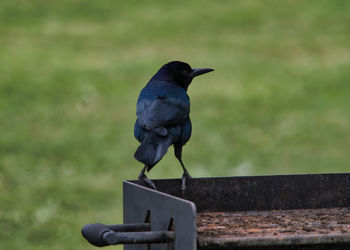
top-left (134, 61), bottom-right (214, 192)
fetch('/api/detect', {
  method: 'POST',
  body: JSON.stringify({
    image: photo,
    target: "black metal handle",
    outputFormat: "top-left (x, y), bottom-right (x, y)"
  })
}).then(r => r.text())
top-left (107, 223), bottom-right (150, 232)
top-left (82, 223), bottom-right (112, 247)
top-left (81, 223), bottom-right (173, 247)
top-left (103, 231), bottom-right (174, 245)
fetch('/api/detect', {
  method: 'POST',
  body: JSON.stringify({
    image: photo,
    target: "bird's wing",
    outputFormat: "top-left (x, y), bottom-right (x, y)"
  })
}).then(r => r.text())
top-left (137, 96), bottom-right (190, 132)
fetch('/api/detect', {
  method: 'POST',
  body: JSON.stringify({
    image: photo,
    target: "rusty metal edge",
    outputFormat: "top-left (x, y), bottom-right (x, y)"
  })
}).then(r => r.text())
top-left (198, 233), bottom-right (350, 248)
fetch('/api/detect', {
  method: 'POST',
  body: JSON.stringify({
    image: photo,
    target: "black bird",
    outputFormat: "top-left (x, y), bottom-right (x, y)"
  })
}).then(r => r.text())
top-left (134, 61), bottom-right (214, 192)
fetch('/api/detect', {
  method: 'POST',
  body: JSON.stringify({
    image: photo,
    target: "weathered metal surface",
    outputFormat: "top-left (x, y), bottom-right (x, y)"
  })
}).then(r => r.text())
top-left (197, 207), bottom-right (350, 249)
top-left (135, 173), bottom-right (350, 212)
top-left (198, 239), bottom-right (350, 250)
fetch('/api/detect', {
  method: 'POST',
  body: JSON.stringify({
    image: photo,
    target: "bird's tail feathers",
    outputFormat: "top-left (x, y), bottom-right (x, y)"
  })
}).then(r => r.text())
top-left (134, 132), bottom-right (172, 171)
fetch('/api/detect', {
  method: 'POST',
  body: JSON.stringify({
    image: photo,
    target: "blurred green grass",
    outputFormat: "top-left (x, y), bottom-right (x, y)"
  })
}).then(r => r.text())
top-left (1, 0), bottom-right (350, 249)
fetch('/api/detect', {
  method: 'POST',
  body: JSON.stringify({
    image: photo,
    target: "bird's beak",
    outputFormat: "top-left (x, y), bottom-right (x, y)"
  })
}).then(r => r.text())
top-left (190, 68), bottom-right (214, 78)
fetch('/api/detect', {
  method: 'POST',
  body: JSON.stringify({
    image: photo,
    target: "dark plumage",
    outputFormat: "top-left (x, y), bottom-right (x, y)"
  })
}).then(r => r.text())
top-left (134, 61), bottom-right (214, 191)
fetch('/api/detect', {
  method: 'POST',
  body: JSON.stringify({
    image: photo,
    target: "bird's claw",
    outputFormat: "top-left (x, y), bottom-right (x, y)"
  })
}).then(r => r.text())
top-left (181, 172), bottom-right (192, 194)
top-left (139, 173), bottom-right (157, 190)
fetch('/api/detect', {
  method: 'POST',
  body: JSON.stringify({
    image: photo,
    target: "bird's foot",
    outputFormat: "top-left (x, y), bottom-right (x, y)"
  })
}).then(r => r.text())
top-left (181, 171), bottom-right (192, 194)
top-left (139, 172), bottom-right (157, 190)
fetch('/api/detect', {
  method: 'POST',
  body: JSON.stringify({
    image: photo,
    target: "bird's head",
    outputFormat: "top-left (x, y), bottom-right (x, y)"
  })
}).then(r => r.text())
top-left (152, 61), bottom-right (214, 90)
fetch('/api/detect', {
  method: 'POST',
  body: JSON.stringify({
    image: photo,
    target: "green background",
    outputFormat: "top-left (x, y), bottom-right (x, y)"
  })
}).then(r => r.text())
top-left (1, 0), bottom-right (349, 249)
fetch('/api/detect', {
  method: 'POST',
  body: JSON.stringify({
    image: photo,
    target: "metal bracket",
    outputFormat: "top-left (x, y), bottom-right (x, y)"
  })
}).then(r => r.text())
top-left (123, 181), bottom-right (197, 250)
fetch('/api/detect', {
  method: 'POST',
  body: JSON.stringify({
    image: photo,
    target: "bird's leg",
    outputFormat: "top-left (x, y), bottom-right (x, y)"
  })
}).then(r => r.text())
top-left (179, 157), bottom-right (191, 178)
top-left (179, 157), bottom-right (192, 193)
top-left (175, 146), bottom-right (191, 193)
top-left (138, 165), bottom-right (157, 190)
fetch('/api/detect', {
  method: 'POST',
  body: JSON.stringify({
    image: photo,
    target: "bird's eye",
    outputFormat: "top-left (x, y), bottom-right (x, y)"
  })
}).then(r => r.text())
top-left (182, 70), bottom-right (188, 76)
